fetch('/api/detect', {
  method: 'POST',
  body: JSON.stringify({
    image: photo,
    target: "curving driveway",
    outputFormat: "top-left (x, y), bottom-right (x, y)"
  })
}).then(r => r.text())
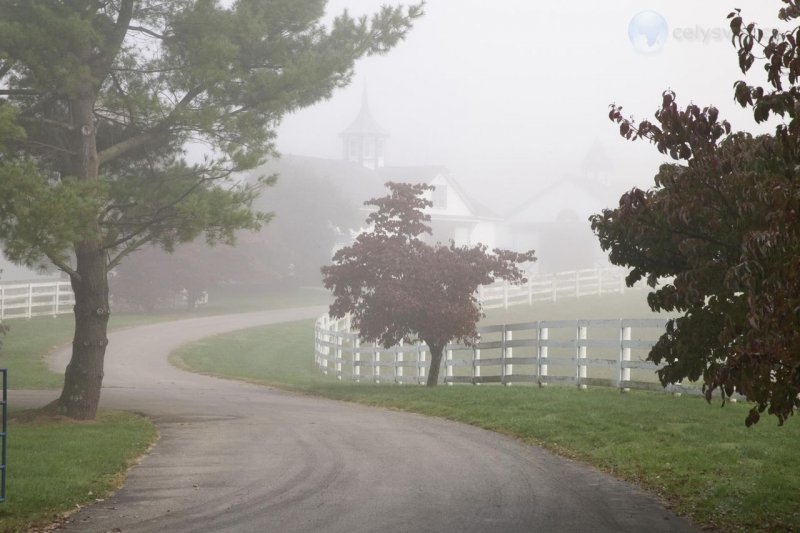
top-left (15, 307), bottom-right (699, 532)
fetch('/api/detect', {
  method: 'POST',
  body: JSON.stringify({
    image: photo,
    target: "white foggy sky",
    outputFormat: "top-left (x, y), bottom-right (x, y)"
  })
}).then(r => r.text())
top-left (276, 0), bottom-right (781, 211)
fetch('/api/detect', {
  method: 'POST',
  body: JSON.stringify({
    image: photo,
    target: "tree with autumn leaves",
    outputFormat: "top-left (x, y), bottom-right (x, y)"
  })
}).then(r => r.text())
top-left (322, 182), bottom-right (535, 386)
top-left (0, 0), bottom-right (421, 419)
top-left (592, 4), bottom-right (800, 425)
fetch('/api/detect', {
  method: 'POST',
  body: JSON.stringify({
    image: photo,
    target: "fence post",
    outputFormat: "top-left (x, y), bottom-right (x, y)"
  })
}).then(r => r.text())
top-left (577, 323), bottom-right (587, 390)
top-left (27, 284), bottom-right (33, 319)
top-left (1, 368), bottom-right (6, 504)
top-left (446, 347), bottom-right (453, 385)
top-left (0, 286), bottom-right (4, 321)
top-left (472, 337), bottom-right (481, 385)
top-left (53, 283), bottom-right (60, 316)
top-left (335, 332), bottom-right (343, 380)
top-left (504, 327), bottom-right (514, 386)
top-left (374, 345), bottom-right (380, 383)
top-left (538, 324), bottom-right (548, 386)
top-left (619, 322), bottom-right (631, 392)
top-left (418, 346), bottom-right (426, 384)
top-left (314, 319), bottom-right (321, 369)
top-left (353, 337), bottom-right (361, 382)
top-left (396, 341), bottom-right (404, 384)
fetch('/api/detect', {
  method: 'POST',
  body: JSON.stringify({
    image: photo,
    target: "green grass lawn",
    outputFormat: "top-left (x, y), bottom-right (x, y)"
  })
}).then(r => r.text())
top-left (173, 317), bottom-right (800, 533)
top-left (0, 411), bottom-right (157, 533)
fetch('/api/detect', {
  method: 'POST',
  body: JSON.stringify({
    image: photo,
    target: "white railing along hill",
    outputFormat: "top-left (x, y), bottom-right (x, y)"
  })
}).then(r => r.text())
top-left (478, 267), bottom-right (640, 310)
top-left (0, 280), bottom-right (74, 320)
top-left (313, 314), bottom-right (702, 394)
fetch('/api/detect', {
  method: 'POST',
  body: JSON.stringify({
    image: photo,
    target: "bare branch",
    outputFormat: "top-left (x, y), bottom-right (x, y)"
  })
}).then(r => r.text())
top-left (16, 116), bottom-right (74, 132)
top-left (0, 89), bottom-right (41, 96)
top-left (127, 25), bottom-right (169, 40)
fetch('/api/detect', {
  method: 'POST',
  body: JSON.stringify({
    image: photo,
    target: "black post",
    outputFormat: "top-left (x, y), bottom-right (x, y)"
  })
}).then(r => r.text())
top-left (1, 369), bottom-right (6, 503)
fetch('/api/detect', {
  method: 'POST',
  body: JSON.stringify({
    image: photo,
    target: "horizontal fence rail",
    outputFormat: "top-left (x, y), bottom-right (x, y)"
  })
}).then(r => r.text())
top-left (314, 314), bottom-right (703, 396)
top-left (478, 267), bottom-right (642, 310)
top-left (0, 281), bottom-right (74, 320)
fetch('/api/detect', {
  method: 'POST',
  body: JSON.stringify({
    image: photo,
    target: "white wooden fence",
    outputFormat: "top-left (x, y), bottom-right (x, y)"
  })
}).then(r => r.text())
top-left (314, 314), bottom-right (701, 395)
top-left (478, 267), bottom-right (639, 310)
top-left (0, 281), bottom-right (74, 321)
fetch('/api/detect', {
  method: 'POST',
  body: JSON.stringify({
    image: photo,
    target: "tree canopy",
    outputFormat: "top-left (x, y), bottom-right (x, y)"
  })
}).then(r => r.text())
top-left (322, 182), bottom-right (535, 386)
top-left (592, 4), bottom-right (800, 426)
top-left (0, 0), bottom-right (422, 418)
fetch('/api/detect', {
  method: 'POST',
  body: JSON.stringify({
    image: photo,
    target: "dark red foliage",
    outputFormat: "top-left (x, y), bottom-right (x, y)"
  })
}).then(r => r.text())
top-left (594, 2), bottom-right (800, 425)
top-left (322, 182), bottom-right (535, 386)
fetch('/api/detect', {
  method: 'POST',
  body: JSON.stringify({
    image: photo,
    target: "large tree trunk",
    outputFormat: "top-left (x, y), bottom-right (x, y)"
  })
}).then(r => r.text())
top-left (426, 344), bottom-right (444, 387)
top-left (55, 86), bottom-right (109, 420)
top-left (58, 244), bottom-right (110, 419)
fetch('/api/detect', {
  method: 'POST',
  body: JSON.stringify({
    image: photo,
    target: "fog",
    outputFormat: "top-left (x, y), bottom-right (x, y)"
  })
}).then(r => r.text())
top-left (277, 0), bottom-right (779, 210)
top-left (0, 1), bottom-right (785, 284)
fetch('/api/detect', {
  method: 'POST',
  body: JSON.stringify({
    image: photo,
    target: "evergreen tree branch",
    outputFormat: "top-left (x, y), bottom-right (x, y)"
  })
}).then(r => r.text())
top-left (91, 0), bottom-right (135, 86)
top-left (107, 235), bottom-right (154, 270)
top-left (45, 252), bottom-right (81, 282)
top-left (97, 86), bottom-right (204, 166)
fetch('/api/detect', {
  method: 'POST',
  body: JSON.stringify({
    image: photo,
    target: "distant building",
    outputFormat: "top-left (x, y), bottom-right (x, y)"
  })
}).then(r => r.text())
top-left (503, 177), bottom-right (610, 272)
top-left (255, 100), bottom-right (622, 273)
top-left (340, 90), bottom-right (389, 171)
top-left (261, 91), bottom-right (502, 252)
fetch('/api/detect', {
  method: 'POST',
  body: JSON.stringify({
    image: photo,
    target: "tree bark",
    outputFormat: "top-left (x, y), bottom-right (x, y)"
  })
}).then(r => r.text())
top-left (426, 344), bottom-right (444, 387)
top-left (58, 243), bottom-right (110, 419)
top-left (55, 85), bottom-right (110, 420)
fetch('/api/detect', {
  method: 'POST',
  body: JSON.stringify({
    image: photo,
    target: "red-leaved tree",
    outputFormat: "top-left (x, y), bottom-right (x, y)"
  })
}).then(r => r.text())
top-left (322, 182), bottom-right (535, 386)
top-left (591, 4), bottom-right (800, 425)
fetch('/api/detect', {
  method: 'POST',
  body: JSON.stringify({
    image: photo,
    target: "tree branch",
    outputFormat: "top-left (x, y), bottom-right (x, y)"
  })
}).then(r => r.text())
top-left (97, 86), bottom-right (204, 166)
top-left (91, 0), bottom-right (135, 84)
top-left (0, 89), bottom-right (41, 96)
top-left (127, 25), bottom-right (169, 40)
top-left (102, 174), bottom-right (211, 251)
top-left (0, 61), bottom-right (14, 79)
top-left (107, 235), bottom-right (154, 270)
top-left (45, 252), bottom-right (81, 282)
top-left (16, 116), bottom-right (74, 132)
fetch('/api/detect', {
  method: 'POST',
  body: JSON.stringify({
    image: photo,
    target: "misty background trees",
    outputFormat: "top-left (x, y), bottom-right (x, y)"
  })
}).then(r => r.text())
top-left (110, 163), bottom-right (361, 311)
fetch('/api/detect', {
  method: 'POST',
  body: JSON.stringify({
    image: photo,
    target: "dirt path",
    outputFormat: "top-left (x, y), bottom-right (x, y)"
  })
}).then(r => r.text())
top-left (14, 308), bottom-right (699, 532)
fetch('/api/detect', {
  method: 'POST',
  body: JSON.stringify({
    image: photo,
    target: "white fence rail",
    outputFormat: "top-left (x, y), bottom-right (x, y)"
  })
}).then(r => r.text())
top-left (314, 314), bottom-right (700, 395)
top-left (0, 281), bottom-right (74, 320)
top-left (478, 267), bottom-right (640, 310)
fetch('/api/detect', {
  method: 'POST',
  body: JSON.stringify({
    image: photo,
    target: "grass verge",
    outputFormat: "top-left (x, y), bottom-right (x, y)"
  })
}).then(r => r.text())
top-left (173, 318), bottom-right (800, 533)
top-left (0, 411), bottom-right (157, 533)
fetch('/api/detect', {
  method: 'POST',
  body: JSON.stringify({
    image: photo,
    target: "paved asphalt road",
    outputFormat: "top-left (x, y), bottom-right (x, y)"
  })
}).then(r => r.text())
top-left (15, 307), bottom-right (700, 532)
